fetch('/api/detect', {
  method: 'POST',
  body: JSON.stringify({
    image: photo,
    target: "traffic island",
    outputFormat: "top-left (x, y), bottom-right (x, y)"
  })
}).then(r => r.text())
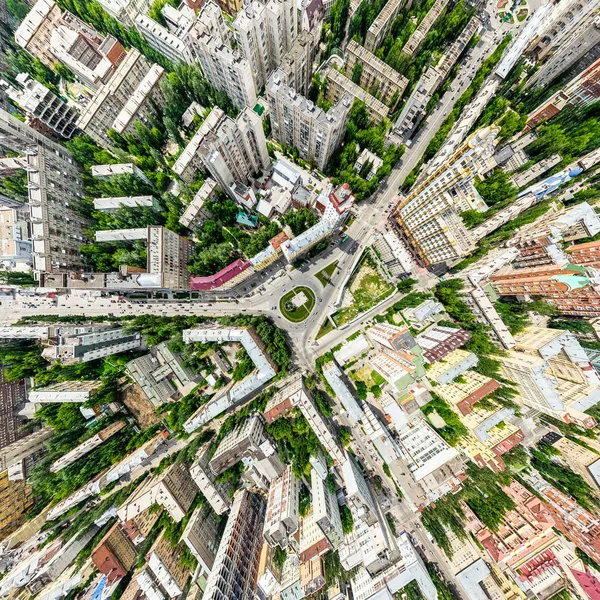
top-left (279, 286), bottom-right (316, 322)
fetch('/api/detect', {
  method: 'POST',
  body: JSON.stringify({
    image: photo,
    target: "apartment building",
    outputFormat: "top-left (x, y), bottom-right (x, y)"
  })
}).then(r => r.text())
top-left (567, 239), bottom-right (600, 268)
top-left (527, 473), bottom-right (600, 564)
top-left (394, 126), bottom-right (499, 265)
top-left (345, 40), bottom-right (408, 110)
top-left (77, 51), bottom-right (160, 148)
top-left (402, 0), bottom-right (449, 57)
top-left (40, 326), bottom-right (142, 364)
top-left (0, 109), bottom-right (90, 273)
top-left (267, 69), bottom-right (352, 171)
top-left (0, 427), bottom-right (53, 480)
top-left (364, 0), bottom-right (402, 52)
top-left (462, 406), bottom-right (524, 457)
top-left (527, 56), bottom-right (600, 129)
top-left (490, 264), bottom-right (600, 318)
top-left (322, 361), bottom-right (364, 422)
top-left (324, 67), bottom-right (390, 124)
top-left (181, 505), bottom-right (221, 580)
top-left (148, 226), bottom-right (194, 290)
top-left (146, 532), bottom-right (190, 598)
top-left (233, 0), bottom-right (298, 91)
top-left (3, 74), bottom-right (78, 139)
top-left (93, 195), bottom-right (158, 212)
top-left (91, 522), bottom-right (138, 582)
top-left (279, 30), bottom-right (316, 95)
top-left (179, 179), bottom-right (218, 230)
top-left (263, 465), bottom-right (299, 547)
top-left (526, 0), bottom-right (600, 89)
top-left (96, 0), bottom-right (154, 28)
top-left (50, 421), bottom-right (125, 473)
top-left (203, 490), bottom-right (266, 600)
top-left (173, 107), bottom-right (270, 197)
top-left (15, 0), bottom-right (125, 87)
top-left (118, 462), bottom-right (199, 524)
top-left (28, 379), bottom-right (102, 402)
top-left (542, 432), bottom-right (600, 490)
top-left (395, 17), bottom-right (480, 137)
top-left (415, 325), bottom-right (471, 364)
top-left (189, 443), bottom-right (232, 515)
top-left (0, 204), bottom-right (32, 272)
top-left (436, 371), bottom-right (500, 416)
top-left (0, 371), bottom-right (27, 452)
top-left (311, 469), bottom-right (344, 549)
top-left (112, 64), bottom-right (166, 136)
top-left (367, 323), bottom-right (416, 352)
top-left (500, 327), bottom-right (600, 428)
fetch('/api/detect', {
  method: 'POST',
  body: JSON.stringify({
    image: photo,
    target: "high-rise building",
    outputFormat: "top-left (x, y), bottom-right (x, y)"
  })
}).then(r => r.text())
top-left (233, 0), bottom-right (298, 92)
top-left (526, 0), bottom-right (600, 89)
top-left (0, 427), bottom-right (53, 480)
top-left (267, 70), bottom-right (352, 171)
top-left (145, 532), bottom-right (190, 598)
top-left (527, 56), bottom-right (600, 129)
top-left (279, 30), bottom-right (317, 95)
top-left (567, 239), bottom-right (600, 269)
top-left (527, 473), bottom-right (600, 564)
top-left (490, 264), bottom-right (600, 318)
top-left (15, 0), bottom-right (125, 87)
top-left (0, 109), bottom-right (90, 274)
top-left (179, 179), bottom-right (218, 230)
top-left (263, 465), bottom-right (299, 547)
top-left (0, 370), bottom-right (27, 451)
top-left (311, 469), bottom-right (344, 549)
top-left (2, 74), bottom-right (78, 139)
top-left (345, 40), bottom-right (408, 111)
top-left (393, 126), bottom-right (499, 265)
top-left (499, 326), bottom-right (600, 428)
top-left (322, 361), bottom-right (364, 422)
top-left (181, 505), bottom-right (221, 581)
top-left (0, 205), bottom-right (32, 272)
top-left (401, 0), bottom-right (449, 57)
top-left (28, 379), bottom-right (102, 402)
top-left (189, 443), bottom-right (232, 515)
top-left (188, 7), bottom-right (257, 111)
top-left (0, 471), bottom-right (33, 539)
top-left (95, 0), bottom-right (155, 28)
top-left (40, 326), bottom-right (142, 364)
top-left (203, 490), bottom-right (266, 600)
top-left (91, 522), bottom-right (138, 582)
top-left (77, 50), bottom-right (164, 148)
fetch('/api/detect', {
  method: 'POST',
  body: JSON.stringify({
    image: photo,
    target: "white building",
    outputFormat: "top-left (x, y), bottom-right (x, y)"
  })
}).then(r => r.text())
top-left (263, 465), bottom-right (299, 547)
top-left (311, 469), bottom-right (344, 549)
top-left (189, 443), bottom-right (232, 515)
top-left (28, 380), bottom-right (102, 403)
top-left (93, 196), bottom-right (157, 212)
top-left (96, 0), bottom-right (154, 28)
top-left (179, 179), bottom-right (219, 230)
top-left (322, 361), bottom-right (364, 422)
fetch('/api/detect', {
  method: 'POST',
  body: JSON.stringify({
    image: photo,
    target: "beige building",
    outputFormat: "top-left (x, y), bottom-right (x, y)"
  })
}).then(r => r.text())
top-left (324, 67), bottom-right (390, 125)
top-left (263, 465), bottom-right (300, 547)
top-left (147, 226), bottom-right (194, 290)
top-left (279, 30), bottom-right (317, 95)
top-left (345, 40), bottom-right (408, 110)
top-left (364, 0), bottom-right (402, 52)
top-left (401, 0), bottom-right (450, 57)
top-left (546, 433), bottom-right (600, 490)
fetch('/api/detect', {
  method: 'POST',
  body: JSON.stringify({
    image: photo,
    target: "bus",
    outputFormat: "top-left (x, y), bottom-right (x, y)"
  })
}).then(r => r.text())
top-left (340, 235), bottom-right (349, 244)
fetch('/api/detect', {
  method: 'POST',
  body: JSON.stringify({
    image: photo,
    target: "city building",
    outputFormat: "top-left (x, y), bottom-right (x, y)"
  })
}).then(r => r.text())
top-left (499, 327), bottom-right (600, 428)
top-left (15, 0), bottom-right (126, 87)
top-left (91, 162), bottom-right (151, 184)
top-left (189, 443), bottom-right (232, 515)
top-left (364, 0), bottom-right (402, 52)
top-left (394, 126), bottom-right (499, 265)
top-left (395, 17), bottom-right (480, 137)
top-left (50, 421), bottom-right (125, 473)
top-left (173, 107), bottom-right (270, 197)
top-left (181, 504), bottom-right (221, 582)
top-left (183, 327), bottom-right (278, 432)
top-left (395, 417), bottom-right (465, 505)
top-left (263, 465), bottom-right (299, 547)
top-left (91, 522), bottom-right (138, 582)
top-left (311, 469), bottom-right (344, 549)
top-left (526, 1), bottom-right (600, 89)
top-left (0, 204), bottom-right (32, 273)
top-left (112, 64), bottom-right (166, 136)
top-left (426, 349), bottom-right (479, 384)
top-left (0, 109), bottom-right (90, 273)
top-left (354, 148), bottom-right (383, 180)
top-left (95, 0), bottom-right (154, 28)
top-left (279, 30), bottom-right (316, 95)
top-left (367, 323), bottom-right (416, 353)
top-left (323, 67), bottom-right (390, 124)
top-left (40, 326), bottom-right (142, 364)
top-left (28, 379), bottom-right (102, 402)
top-left (462, 406), bottom-right (524, 457)
top-left (179, 179), bottom-right (219, 230)
top-left (436, 371), bottom-right (500, 415)
top-left (0, 427), bottom-right (53, 480)
top-left (203, 490), bottom-right (266, 600)
top-left (233, 0), bottom-right (298, 92)
top-left (117, 462), bottom-right (199, 523)
top-left (401, 0), bottom-right (450, 57)
top-left (93, 196), bottom-right (157, 212)
top-left (567, 239), bottom-right (600, 269)
top-left (527, 473), bottom-right (600, 564)
top-left (322, 361), bottom-right (364, 422)
top-left (267, 69), bottom-right (352, 171)
top-left (541, 432), bottom-right (600, 490)
top-left (145, 532), bottom-right (190, 599)
top-left (0, 371), bottom-right (27, 452)
top-left (2, 73), bottom-right (78, 139)
top-left (415, 325), bottom-right (471, 364)
top-left (345, 40), bottom-right (408, 111)
top-left (77, 50), bottom-right (161, 148)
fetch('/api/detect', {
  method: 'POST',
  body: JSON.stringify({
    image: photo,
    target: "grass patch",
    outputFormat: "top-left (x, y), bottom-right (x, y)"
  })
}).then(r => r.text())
top-left (331, 251), bottom-right (394, 327)
top-left (315, 261), bottom-right (339, 287)
top-left (316, 318), bottom-right (335, 339)
top-left (279, 286), bottom-right (316, 322)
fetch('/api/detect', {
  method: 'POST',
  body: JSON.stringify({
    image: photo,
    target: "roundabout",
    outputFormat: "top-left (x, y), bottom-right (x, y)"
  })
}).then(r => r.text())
top-left (279, 286), bottom-right (317, 323)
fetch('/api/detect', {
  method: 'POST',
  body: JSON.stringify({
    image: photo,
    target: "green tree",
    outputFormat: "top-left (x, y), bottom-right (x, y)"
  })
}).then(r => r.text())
top-left (339, 504), bottom-right (354, 533)
top-left (351, 61), bottom-right (363, 84)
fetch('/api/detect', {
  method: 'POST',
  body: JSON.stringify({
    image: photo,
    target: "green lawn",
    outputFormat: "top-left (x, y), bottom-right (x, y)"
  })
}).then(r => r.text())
top-left (315, 261), bottom-right (339, 287)
top-left (316, 318), bottom-right (335, 339)
top-left (280, 287), bottom-right (316, 322)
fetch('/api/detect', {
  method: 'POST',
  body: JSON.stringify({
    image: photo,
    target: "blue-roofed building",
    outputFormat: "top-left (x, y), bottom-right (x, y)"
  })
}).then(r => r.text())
top-left (236, 212), bottom-right (259, 228)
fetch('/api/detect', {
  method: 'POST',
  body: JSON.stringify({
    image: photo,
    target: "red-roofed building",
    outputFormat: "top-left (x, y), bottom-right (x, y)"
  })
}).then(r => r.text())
top-left (571, 567), bottom-right (600, 600)
top-left (190, 259), bottom-right (253, 291)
